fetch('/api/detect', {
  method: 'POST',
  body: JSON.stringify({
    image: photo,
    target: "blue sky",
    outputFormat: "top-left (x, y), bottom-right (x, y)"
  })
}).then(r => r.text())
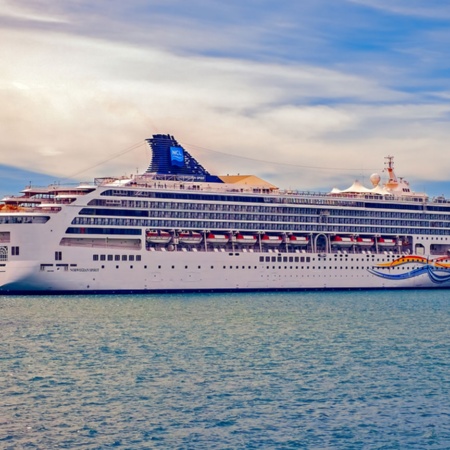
top-left (1, 0), bottom-right (450, 198)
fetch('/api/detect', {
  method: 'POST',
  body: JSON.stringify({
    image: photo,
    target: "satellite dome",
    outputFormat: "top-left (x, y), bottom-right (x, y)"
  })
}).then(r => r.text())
top-left (370, 173), bottom-right (381, 187)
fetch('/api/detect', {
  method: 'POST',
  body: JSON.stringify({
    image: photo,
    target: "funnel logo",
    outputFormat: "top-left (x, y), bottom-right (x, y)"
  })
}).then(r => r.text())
top-left (170, 146), bottom-right (185, 167)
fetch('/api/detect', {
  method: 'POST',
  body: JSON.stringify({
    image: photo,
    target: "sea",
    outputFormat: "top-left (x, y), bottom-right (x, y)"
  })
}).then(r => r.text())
top-left (1, 290), bottom-right (450, 449)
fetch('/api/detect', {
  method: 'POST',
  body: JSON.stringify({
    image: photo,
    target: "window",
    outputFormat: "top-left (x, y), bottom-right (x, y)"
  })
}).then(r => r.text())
top-left (93, 254), bottom-right (99, 261)
top-left (0, 246), bottom-right (7, 261)
top-left (12, 246), bottom-right (20, 256)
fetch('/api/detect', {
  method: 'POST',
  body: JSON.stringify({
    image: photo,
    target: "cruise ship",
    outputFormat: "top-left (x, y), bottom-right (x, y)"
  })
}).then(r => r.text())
top-left (1, 133), bottom-right (450, 293)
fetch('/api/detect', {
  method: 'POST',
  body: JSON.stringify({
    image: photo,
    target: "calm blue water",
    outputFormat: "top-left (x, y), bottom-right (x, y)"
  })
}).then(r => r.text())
top-left (1, 290), bottom-right (450, 449)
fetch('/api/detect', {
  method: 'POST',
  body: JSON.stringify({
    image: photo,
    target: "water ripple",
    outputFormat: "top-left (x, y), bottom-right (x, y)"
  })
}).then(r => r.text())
top-left (1, 290), bottom-right (450, 448)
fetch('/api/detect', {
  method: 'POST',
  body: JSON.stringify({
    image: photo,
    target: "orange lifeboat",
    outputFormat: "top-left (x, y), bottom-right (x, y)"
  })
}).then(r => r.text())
top-left (235, 234), bottom-right (257, 245)
top-left (355, 237), bottom-right (374, 247)
top-left (261, 235), bottom-right (282, 246)
top-left (146, 230), bottom-right (172, 244)
top-left (287, 235), bottom-right (309, 246)
top-left (377, 237), bottom-right (396, 247)
top-left (206, 233), bottom-right (229, 245)
top-left (178, 231), bottom-right (203, 245)
top-left (331, 236), bottom-right (355, 247)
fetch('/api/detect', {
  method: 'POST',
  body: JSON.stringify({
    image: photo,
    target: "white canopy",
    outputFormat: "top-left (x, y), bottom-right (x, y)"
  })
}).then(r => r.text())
top-left (330, 180), bottom-right (391, 196)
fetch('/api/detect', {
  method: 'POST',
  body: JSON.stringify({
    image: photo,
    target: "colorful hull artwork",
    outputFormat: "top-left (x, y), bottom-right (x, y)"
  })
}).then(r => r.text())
top-left (368, 256), bottom-right (450, 284)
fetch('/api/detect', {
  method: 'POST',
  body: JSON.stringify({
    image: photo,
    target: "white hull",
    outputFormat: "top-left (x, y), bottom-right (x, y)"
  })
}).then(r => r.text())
top-left (1, 242), bottom-right (449, 292)
top-left (2, 133), bottom-right (450, 293)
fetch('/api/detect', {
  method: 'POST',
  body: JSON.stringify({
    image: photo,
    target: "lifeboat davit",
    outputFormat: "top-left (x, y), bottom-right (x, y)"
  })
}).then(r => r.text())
top-left (178, 232), bottom-right (203, 245)
top-left (355, 237), bottom-right (374, 247)
top-left (287, 235), bottom-right (309, 246)
top-left (261, 235), bottom-right (282, 246)
top-left (235, 234), bottom-right (257, 245)
top-left (206, 233), bottom-right (229, 245)
top-left (331, 236), bottom-right (355, 247)
top-left (146, 230), bottom-right (172, 244)
top-left (377, 237), bottom-right (396, 247)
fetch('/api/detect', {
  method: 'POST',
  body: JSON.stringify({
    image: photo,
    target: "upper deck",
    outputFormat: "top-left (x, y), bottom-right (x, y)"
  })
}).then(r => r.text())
top-left (1, 169), bottom-right (449, 215)
top-left (0, 133), bottom-right (448, 214)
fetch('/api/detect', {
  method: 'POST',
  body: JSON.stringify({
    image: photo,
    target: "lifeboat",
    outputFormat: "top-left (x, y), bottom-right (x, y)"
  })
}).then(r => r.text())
top-left (206, 233), bottom-right (229, 245)
top-left (377, 237), bottom-right (396, 247)
top-left (178, 231), bottom-right (203, 245)
top-left (146, 230), bottom-right (172, 244)
top-left (261, 235), bottom-right (282, 246)
top-left (355, 237), bottom-right (374, 247)
top-left (235, 234), bottom-right (257, 245)
top-left (287, 235), bottom-right (309, 246)
top-left (331, 236), bottom-right (355, 247)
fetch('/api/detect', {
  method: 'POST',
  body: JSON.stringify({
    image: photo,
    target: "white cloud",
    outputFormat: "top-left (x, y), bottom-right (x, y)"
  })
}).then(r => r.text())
top-left (0, 0), bottom-right (68, 23)
top-left (347, 0), bottom-right (450, 19)
top-left (0, 3), bottom-right (450, 195)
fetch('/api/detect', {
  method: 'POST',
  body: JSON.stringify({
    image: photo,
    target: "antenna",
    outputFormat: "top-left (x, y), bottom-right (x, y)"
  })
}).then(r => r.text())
top-left (384, 155), bottom-right (397, 183)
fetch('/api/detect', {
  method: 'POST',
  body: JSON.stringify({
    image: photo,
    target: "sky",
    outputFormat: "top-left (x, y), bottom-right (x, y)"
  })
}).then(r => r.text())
top-left (1, 0), bottom-right (450, 197)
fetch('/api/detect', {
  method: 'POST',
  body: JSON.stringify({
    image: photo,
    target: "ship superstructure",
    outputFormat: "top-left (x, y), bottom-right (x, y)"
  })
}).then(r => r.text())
top-left (1, 133), bottom-right (450, 293)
